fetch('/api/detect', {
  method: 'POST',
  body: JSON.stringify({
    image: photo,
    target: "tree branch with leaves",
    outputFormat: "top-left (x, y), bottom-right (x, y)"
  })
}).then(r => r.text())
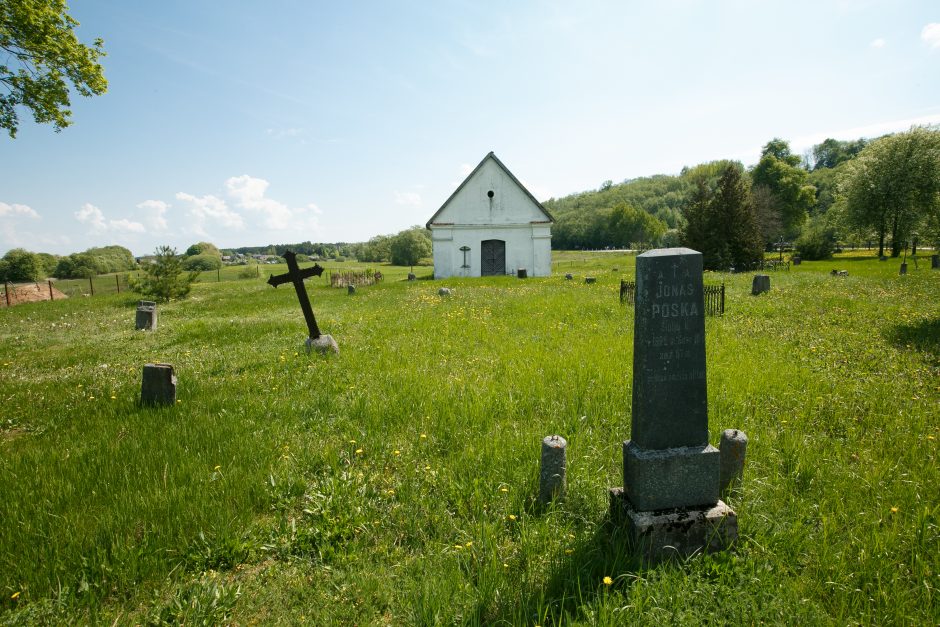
top-left (1, 0), bottom-right (107, 138)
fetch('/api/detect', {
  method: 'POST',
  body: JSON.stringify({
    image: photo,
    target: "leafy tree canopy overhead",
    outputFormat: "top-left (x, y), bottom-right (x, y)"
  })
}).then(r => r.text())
top-left (1, 0), bottom-right (108, 138)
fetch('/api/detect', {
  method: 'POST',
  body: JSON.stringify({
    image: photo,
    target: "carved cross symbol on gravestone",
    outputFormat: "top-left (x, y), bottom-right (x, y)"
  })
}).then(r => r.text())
top-left (267, 251), bottom-right (324, 339)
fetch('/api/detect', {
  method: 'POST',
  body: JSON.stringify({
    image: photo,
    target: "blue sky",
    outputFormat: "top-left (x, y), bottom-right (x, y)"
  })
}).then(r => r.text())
top-left (1, 0), bottom-right (938, 256)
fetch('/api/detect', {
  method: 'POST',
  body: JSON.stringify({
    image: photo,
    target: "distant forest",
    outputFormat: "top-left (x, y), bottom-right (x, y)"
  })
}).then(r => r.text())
top-left (542, 136), bottom-right (872, 252)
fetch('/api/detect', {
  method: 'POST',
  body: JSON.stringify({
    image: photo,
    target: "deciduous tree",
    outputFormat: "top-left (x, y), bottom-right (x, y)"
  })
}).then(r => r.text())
top-left (1, 0), bottom-right (107, 137)
top-left (839, 126), bottom-right (940, 256)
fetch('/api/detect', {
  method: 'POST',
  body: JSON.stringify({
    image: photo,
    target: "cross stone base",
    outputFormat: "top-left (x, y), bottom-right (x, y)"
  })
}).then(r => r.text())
top-left (609, 488), bottom-right (737, 561)
top-left (306, 334), bottom-right (339, 355)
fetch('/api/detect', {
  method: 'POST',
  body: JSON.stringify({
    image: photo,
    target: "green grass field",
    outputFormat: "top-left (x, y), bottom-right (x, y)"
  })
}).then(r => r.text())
top-left (0, 251), bottom-right (937, 625)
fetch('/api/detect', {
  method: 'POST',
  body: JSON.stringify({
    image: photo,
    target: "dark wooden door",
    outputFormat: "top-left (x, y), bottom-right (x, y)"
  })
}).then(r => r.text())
top-left (480, 240), bottom-right (505, 276)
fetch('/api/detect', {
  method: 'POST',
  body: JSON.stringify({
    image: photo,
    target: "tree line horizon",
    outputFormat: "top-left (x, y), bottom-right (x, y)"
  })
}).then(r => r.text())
top-left (2, 128), bottom-right (938, 282)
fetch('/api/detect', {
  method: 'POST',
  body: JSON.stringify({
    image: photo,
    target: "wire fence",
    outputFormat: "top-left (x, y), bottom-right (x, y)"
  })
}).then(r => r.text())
top-left (620, 279), bottom-right (725, 316)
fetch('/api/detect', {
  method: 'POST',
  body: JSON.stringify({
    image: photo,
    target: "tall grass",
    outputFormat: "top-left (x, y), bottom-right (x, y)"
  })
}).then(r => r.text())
top-left (0, 250), bottom-right (937, 624)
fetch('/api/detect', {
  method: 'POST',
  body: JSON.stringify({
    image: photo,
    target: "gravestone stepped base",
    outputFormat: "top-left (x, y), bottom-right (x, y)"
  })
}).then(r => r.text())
top-left (306, 334), bottom-right (339, 355)
top-left (609, 488), bottom-right (737, 561)
top-left (622, 440), bottom-right (720, 510)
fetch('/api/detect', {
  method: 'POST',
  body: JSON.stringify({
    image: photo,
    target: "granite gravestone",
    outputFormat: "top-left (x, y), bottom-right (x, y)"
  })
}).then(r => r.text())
top-left (141, 363), bottom-right (176, 406)
top-left (612, 248), bottom-right (736, 559)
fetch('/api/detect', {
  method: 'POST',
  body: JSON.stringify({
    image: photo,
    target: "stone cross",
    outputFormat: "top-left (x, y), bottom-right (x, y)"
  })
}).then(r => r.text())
top-left (267, 251), bottom-right (324, 339)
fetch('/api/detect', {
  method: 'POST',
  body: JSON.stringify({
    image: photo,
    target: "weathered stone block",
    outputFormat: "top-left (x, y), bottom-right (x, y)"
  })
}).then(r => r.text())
top-left (135, 301), bottom-right (157, 331)
top-left (141, 363), bottom-right (176, 406)
top-left (609, 488), bottom-right (737, 561)
top-left (306, 334), bottom-right (339, 355)
top-left (347, 284), bottom-right (356, 294)
top-left (932, 255), bottom-right (939, 269)
top-left (538, 435), bottom-right (567, 505)
top-left (517, 268), bottom-right (528, 279)
top-left (565, 273), bottom-right (573, 280)
top-left (585, 276), bottom-right (596, 284)
top-left (438, 287), bottom-right (452, 296)
top-left (623, 440), bottom-right (719, 510)
top-left (719, 428), bottom-right (748, 495)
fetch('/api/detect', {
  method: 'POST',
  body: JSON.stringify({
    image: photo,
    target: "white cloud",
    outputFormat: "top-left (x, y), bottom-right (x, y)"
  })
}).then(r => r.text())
top-left (74, 202), bottom-right (145, 234)
top-left (75, 203), bottom-right (107, 231)
top-left (224, 175), bottom-right (294, 229)
top-left (394, 191), bottom-right (423, 207)
top-left (922, 23), bottom-right (940, 48)
top-left (870, 38), bottom-right (885, 49)
top-left (137, 199), bottom-right (170, 231)
top-left (175, 192), bottom-right (244, 233)
top-left (0, 202), bottom-right (39, 219)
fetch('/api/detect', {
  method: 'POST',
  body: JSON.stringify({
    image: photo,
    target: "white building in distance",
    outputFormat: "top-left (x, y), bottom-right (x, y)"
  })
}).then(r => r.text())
top-left (426, 152), bottom-right (554, 279)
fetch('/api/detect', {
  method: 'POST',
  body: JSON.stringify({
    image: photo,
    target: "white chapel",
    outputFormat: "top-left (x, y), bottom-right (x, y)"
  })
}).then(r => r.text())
top-left (425, 152), bottom-right (554, 279)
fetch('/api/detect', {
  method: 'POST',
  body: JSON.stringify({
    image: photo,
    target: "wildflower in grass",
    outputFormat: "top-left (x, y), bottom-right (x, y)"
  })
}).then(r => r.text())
top-left (420, 433), bottom-right (427, 439)
top-left (928, 435), bottom-right (936, 441)
top-left (454, 544), bottom-right (463, 550)
top-left (503, 563), bottom-right (508, 568)
top-left (11, 592), bottom-right (20, 600)
top-left (424, 465), bottom-right (431, 471)
top-left (110, 395), bottom-right (116, 400)
top-left (565, 549), bottom-right (574, 555)
top-left (891, 507), bottom-right (899, 513)
top-left (499, 487), bottom-right (508, 493)
top-left (393, 450), bottom-right (401, 456)
top-left (88, 396), bottom-right (95, 400)
top-left (349, 439), bottom-right (357, 444)
top-left (214, 465), bottom-right (221, 470)
top-left (465, 541), bottom-right (472, 547)
top-left (355, 449), bottom-right (363, 455)
top-left (603, 576), bottom-right (613, 586)
top-left (508, 514), bottom-right (517, 521)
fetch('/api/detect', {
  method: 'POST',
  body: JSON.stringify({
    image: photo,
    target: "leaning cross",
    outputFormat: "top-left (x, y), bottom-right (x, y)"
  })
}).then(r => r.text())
top-left (267, 251), bottom-right (324, 339)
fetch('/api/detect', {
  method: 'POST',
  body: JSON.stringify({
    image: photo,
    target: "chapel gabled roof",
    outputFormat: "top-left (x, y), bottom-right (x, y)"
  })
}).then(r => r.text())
top-left (425, 151), bottom-right (555, 229)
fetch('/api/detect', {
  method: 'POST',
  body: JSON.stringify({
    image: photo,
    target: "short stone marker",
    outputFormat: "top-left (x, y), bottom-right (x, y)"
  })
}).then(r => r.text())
top-left (719, 429), bottom-right (748, 495)
top-left (932, 254), bottom-right (939, 269)
top-left (141, 363), bottom-right (176, 406)
top-left (565, 273), bottom-right (573, 280)
top-left (267, 251), bottom-right (338, 355)
top-left (438, 287), bottom-right (452, 296)
top-left (517, 268), bottom-right (528, 279)
top-left (792, 256), bottom-right (801, 265)
top-left (407, 273), bottom-right (417, 281)
top-left (751, 274), bottom-right (770, 295)
top-left (538, 435), bottom-right (567, 505)
top-left (610, 247), bottom-right (736, 560)
top-left (879, 255), bottom-right (887, 261)
top-left (585, 276), bottom-right (596, 284)
top-left (347, 284), bottom-right (356, 295)
top-left (135, 300), bottom-right (157, 331)
top-left (899, 263), bottom-right (907, 276)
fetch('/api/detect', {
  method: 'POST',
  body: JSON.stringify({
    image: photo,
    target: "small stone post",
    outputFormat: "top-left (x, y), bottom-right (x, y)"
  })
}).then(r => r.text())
top-left (438, 287), bottom-right (452, 296)
top-left (751, 275), bottom-right (770, 295)
top-left (347, 284), bottom-right (356, 295)
top-left (135, 300), bottom-right (157, 330)
top-left (792, 256), bottom-right (801, 265)
top-left (407, 273), bottom-right (417, 281)
top-left (899, 263), bottom-right (907, 276)
top-left (141, 363), bottom-right (176, 406)
top-left (565, 273), bottom-right (573, 280)
top-left (517, 268), bottom-right (528, 279)
top-left (538, 435), bottom-right (567, 505)
top-left (931, 254), bottom-right (939, 269)
top-left (585, 277), bottom-right (596, 284)
top-left (719, 429), bottom-right (748, 495)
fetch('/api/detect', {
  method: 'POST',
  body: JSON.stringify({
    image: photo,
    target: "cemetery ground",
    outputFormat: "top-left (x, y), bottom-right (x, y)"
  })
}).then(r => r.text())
top-left (0, 251), bottom-right (937, 625)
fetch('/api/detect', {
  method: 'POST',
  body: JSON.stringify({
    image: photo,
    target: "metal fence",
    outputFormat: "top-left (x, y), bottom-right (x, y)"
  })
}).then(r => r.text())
top-left (620, 279), bottom-right (725, 316)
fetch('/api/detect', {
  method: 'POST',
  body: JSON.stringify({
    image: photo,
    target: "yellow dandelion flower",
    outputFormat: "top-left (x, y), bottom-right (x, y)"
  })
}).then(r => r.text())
top-left (603, 576), bottom-right (613, 586)
top-left (11, 592), bottom-right (20, 600)
top-left (890, 507), bottom-right (899, 513)
top-left (214, 465), bottom-right (221, 471)
top-left (928, 435), bottom-right (936, 441)
top-left (465, 541), bottom-right (473, 547)
top-left (499, 487), bottom-right (508, 493)
top-left (110, 395), bottom-right (116, 400)
top-left (454, 544), bottom-right (463, 550)
top-left (355, 448), bottom-right (363, 454)
top-left (393, 450), bottom-right (401, 455)
top-left (420, 433), bottom-right (427, 439)
top-left (425, 465), bottom-right (431, 471)
top-left (88, 396), bottom-right (95, 400)
top-left (508, 514), bottom-right (517, 521)
top-left (565, 549), bottom-right (574, 555)
top-left (349, 439), bottom-right (357, 444)
top-left (503, 563), bottom-right (509, 568)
